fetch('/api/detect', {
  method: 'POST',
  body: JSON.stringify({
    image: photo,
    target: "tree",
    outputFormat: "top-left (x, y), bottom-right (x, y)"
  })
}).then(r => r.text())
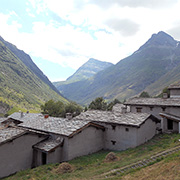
top-left (162, 87), bottom-right (170, 97)
top-left (84, 106), bottom-right (88, 112)
top-left (155, 87), bottom-right (170, 98)
top-left (65, 101), bottom-right (83, 117)
top-left (88, 97), bottom-right (107, 110)
top-left (41, 100), bottom-right (83, 117)
top-left (139, 91), bottom-right (150, 98)
top-left (40, 100), bottom-right (65, 117)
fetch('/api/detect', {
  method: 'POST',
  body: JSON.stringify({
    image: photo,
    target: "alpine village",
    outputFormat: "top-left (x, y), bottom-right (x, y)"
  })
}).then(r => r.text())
top-left (1, 31), bottom-right (180, 180)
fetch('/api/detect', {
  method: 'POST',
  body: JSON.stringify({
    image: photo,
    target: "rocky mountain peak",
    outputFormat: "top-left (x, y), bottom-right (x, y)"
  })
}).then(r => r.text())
top-left (66, 58), bottom-right (113, 82)
top-left (138, 31), bottom-right (178, 51)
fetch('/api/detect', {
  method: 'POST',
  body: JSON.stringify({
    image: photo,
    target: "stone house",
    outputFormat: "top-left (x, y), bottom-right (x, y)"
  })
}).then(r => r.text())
top-left (0, 106), bottom-right (159, 178)
top-left (124, 84), bottom-right (180, 133)
top-left (0, 113), bottom-right (104, 178)
top-left (0, 121), bottom-right (47, 178)
top-left (74, 109), bottom-right (159, 151)
top-left (3, 82), bottom-right (180, 178)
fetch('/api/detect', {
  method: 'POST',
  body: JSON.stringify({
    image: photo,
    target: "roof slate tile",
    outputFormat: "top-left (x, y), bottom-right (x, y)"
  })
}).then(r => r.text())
top-left (74, 110), bottom-right (151, 127)
top-left (125, 97), bottom-right (180, 107)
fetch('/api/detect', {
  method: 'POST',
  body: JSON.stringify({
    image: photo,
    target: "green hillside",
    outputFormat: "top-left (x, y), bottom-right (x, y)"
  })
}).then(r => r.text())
top-left (0, 37), bottom-right (68, 112)
top-left (0, 36), bottom-right (61, 95)
top-left (4, 133), bottom-right (180, 180)
top-left (54, 31), bottom-right (180, 105)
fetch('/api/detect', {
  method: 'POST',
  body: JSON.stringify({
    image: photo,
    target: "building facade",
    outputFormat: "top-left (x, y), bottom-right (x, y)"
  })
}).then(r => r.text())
top-left (0, 107), bottom-right (159, 178)
top-left (125, 84), bottom-right (180, 133)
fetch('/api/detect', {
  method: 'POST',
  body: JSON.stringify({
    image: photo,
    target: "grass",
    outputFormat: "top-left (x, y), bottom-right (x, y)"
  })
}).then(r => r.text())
top-left (122, 152), bottom-right (180, 180)
top-left (4, 133), bottom-right (180, 180)
top-left (6, 106), bottom-right (40, 115)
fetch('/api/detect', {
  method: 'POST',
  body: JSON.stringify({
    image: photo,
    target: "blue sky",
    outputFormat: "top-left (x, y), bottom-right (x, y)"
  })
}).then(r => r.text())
top-left (0, 0), bottom-right (180, 81)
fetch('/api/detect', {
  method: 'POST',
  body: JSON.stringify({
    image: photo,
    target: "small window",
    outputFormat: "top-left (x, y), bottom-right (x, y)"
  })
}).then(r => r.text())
top-left (162, 107), bottom-right (166, 111)
top-left (125, 128), bottom-right (129, 132)
top-left (150, 106), bottom-right (154, 111)
top-left (136, 107), bottom-right (142, 113)
top-left (112, 125), bottom-right (116, 130)
top-left (111, 140), bottom-right (116, 145)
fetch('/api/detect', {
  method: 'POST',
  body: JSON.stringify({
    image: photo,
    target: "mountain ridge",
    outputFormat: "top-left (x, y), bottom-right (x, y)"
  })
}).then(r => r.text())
top-left (0, 36), bottom-right (68, 111)
top-left (53, 58), bottom-right (113, 95)
top-left (67, 58), bottom-right (113, 82)
top-left (54, 31), bottom-right (180, 105)
top-left (0, 36), bottom-right (61, 95)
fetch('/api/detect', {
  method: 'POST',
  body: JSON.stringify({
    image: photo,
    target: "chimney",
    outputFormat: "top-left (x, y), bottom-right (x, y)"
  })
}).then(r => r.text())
top-left (44, 114), bottom-right (49, 119)
top-left (162, 93), bottom-right (168, 99)
top-left (121, 106), bottom-right (127, 114)
top-left (66, 113), bottom-right (73, 120)
top-left (19, 110), bottom-right (24, 118)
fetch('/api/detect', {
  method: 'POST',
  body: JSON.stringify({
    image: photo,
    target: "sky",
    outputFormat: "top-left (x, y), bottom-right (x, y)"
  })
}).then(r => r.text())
top-left (1, 0), bottom-right (180, 82)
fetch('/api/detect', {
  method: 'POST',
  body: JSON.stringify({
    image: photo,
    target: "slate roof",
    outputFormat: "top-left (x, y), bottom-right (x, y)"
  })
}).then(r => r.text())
top-left (34, 136), bottom-right (64, 152)
top-left (160, 113), bottom-right (180, 122)
top-left (16, 114), bottom-right (91, 136)
top-left (8, 112), bottom-right (41, 122)
top-left (0, 127), bottom-right (26, 144)
top-left (168, 84), bottom-right (180, 89)
top-left (74, 110), bottom-right (154, 127)
top-left (0, 118), bottom-right (7, 123)
top-left (124, 97), bottom-right (180, 107)
top-left (112, 104), bottom-right (130, 114)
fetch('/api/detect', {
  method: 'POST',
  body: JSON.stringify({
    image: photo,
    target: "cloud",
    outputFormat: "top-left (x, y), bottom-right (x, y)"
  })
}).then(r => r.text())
top-left (54, 48), bottom-right (76, 57)
top-left (1, 0), bottom-right (180, 82)
top-left (0, 13), bottom-right (22, 40)
top-left (168, 24), bottom-right (180, 39)
top-left (105, 18), bottom-right (140, 36)
top-left (88, 0), bottom-right (178, 9)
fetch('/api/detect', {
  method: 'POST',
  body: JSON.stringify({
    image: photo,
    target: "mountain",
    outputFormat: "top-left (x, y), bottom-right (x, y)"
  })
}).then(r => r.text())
top-left (0, 36), bottom-right (68, 111)
top-left (54, 31), bottom-right (180, 105)
top-left (0, 36), bottom-right (60, 95)
top-left (53, 58), bottom-right (113, 93)
top-left (66, 58), bottom-right (113, 82)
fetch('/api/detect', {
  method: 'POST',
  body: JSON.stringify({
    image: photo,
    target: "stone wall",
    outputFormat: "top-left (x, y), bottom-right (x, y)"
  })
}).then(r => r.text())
top-left (0, 133), bottom-right (46, 178)
top-left (137, 117), bottom-right (157, 145)
top-left (67, 126), bottom-right (104, 160)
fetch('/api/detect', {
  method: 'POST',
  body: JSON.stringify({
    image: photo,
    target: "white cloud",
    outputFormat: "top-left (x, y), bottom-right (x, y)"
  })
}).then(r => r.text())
top-left (88, 0), bottom-right (178, 9)
top-left (1, 0), bottom-right (180, 79)
top-left (105, 18), bottom-right (140, 36)
top-left (0, 13), bottom-right (22, 41)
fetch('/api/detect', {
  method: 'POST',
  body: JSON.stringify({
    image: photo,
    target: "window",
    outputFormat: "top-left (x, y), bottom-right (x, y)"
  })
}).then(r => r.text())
top-left (111, 140), bottom-right (116, 145)
top-left (125, 128), bottom-right (129, 132)
top-left (162, 107), bottom-right (166, 111)
top-left (136, 107), bottom-right (142, 113)
top-left (150, 106), bottom-right (154, 111)
top-left (112, 125), bottom-right (116, 130)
